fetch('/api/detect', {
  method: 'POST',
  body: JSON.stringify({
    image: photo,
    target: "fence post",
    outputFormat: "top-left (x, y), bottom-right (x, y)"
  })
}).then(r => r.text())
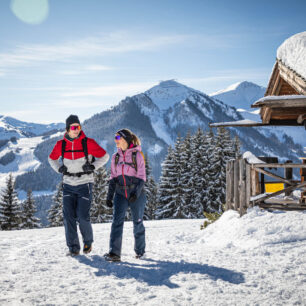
top-left (234, 159), bottom-right (240, 211)
top-left (239, 159), bottom-right (247, 216)
top-left (246, 162), bottom-right (251, 211)
top-left (285, 160), bottom-right (292, 196)
top-left (226, 162), bottom-right (231, 210)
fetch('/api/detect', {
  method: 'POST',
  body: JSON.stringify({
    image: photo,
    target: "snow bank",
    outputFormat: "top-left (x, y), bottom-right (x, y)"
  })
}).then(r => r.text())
top-left (277, 31), bottom-right (306, 79)
top-left (199, 207), bottom-right (306, 250)
top-left (1, 210), bottom-right (306, 305)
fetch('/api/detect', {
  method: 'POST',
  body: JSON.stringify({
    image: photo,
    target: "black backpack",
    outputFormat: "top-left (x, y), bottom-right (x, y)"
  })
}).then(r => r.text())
top-left (114, 151), bottom-right (145, 172)
top-left (61, 137), bottom-right (94, 177)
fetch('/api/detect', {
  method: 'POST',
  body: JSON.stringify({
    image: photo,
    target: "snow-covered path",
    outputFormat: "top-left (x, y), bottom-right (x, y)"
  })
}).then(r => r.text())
top-left (1, 208), bottom-right (306, 305)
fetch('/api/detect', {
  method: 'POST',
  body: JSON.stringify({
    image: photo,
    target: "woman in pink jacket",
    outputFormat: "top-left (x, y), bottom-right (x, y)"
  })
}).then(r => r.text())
top-left (104, 129), bottom-right (146, 262)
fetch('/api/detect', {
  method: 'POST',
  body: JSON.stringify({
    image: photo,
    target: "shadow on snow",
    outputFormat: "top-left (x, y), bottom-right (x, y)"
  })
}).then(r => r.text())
top-left (76, 255), bottom-right (245, 288)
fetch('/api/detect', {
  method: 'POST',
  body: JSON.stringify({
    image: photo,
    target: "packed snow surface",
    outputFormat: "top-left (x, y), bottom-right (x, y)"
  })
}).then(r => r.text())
top-left (1, 207), bottom-right (306, 305)
top-left (277, 31), bottom-right (306, 79)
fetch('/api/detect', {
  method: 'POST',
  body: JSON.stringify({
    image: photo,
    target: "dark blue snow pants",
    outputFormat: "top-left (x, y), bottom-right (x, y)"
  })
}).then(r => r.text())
top-left (109, 191), bottom-right (146, 256)
top-left (63, 183), bottom-right (93, 253)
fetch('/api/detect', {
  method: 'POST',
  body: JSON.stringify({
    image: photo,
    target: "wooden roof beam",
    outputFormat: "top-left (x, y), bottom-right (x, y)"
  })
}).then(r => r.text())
top-left (278, 60), bottom-right (306, 95)
top-left (262, 106), bottom-right (272, 123)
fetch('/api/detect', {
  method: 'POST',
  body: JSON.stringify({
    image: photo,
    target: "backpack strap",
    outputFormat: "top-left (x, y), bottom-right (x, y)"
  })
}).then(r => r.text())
top-left (132, 151), bottom-right (138, 172)
top-left (115, 153), bottom-right (120, 166)
top-left (115, 151), bottom-right (145, 173)
top-left (81, 137), bottom-right (89, 164)
top-left (61, 140), bottom-right (66, 161)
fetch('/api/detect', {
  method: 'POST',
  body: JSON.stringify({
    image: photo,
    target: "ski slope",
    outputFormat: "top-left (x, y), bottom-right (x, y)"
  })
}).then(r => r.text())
top-left (1, 207), bottom-right (306, 305)
top-left (0, 136), bottom-right (43, 191)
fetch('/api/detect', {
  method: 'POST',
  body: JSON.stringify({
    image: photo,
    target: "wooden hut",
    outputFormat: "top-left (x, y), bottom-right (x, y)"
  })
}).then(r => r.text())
top-left (210, 31), bottom-right (306, 215)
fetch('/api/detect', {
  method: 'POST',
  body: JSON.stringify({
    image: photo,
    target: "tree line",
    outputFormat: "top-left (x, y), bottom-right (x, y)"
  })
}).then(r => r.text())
top-left (0, 127), bottom-right (240, 230)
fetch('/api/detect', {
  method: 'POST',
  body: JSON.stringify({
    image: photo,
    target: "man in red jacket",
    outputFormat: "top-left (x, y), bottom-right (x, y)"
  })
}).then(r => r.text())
top-left (49, 115), bottom-right (109, 256)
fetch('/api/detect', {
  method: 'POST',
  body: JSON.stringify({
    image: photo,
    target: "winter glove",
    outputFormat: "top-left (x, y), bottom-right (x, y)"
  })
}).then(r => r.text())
top-left (58, 165), bottom-right (68, 174)
top-left (129, 191), bottom-right (138, 203)
top-left (82, 163), bottom-right (95, 172)
top-left (134, 179), bottom-right (145, 199)
top-left (106, 199), bottom-right (113, 208)
top-left (107, 178), bottom-right (116, 202)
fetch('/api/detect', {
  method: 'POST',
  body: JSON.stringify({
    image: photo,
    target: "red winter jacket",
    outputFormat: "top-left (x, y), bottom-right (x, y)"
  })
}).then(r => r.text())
top-left (48, 131), bottom-right (109, 186)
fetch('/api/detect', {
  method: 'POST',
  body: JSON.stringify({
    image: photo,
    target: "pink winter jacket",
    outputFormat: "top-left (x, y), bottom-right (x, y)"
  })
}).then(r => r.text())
top-left (108, 145), bottom-right (146, 200)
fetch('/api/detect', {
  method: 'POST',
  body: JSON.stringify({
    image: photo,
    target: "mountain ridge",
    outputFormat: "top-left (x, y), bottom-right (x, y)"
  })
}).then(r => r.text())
top-left (0, 80), bottom-right (303, 195)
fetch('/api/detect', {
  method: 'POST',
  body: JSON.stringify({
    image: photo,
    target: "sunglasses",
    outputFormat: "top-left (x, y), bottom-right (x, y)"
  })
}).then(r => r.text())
top-left (115, 135), bottom-right (121, 140)
top-left (70, 125), bottom-right (81, 131)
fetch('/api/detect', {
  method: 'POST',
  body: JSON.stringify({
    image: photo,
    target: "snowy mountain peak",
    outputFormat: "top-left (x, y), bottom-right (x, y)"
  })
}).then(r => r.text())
top-left (145, 80), bottom-right (197, 110)
top-left (210, 81), bottom-right (266, 110)
top-left (210, 81), bottom-right (265, 96)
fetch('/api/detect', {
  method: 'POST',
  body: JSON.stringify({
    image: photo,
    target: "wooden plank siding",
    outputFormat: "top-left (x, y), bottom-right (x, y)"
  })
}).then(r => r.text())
top-left (226, 159), bottom-right (306, 216)
top-left (265, 60), bottom-right (306, 96)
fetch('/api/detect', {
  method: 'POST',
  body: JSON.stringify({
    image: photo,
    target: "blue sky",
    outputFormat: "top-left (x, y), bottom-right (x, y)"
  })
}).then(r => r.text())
top-left (0, 0), bottom-right (305, 123)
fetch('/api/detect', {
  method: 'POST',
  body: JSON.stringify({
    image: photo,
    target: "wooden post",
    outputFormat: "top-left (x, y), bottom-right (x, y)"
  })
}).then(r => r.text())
top-left (255, 171), bottom-right (260, 195)
top-left (234, 159), bottom-right (240, 211)
top-left (251, 167), bottom-right (257, 199)
top-left (301, 158), bottom-right (306, 204)
top-left (246, 163), bottom-right (251, 211)
top-left (226, 162), bottom-right (231, 211)
top-left (260, 172), bottom-right (265, 194)
top-left (251, 166), bottom-right (260, 205)
top-left (239, 159), bottom-right (247, 216)
top-left (230, 160), bottom-right (234, 209)
top-left (285, 160), bottom-right (292, 196)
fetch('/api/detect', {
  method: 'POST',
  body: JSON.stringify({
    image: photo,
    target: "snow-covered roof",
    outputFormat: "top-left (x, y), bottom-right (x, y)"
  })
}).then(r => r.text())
top-left (277, 31), bottom-right (306, 80)
top-left (243, 151), bottom-right (266, 164)
top-left (209, 119), bottom-right (264, 127)
top-left (252, 95), bottom-right (306, 106)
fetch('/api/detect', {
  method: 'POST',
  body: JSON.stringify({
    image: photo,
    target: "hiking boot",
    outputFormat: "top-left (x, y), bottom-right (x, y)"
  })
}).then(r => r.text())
top-left (83, 244), bottom-right (92, 254)
top-left (67, 250), bottom-right (80, 257)
top-left (104, 252), bottom-right (121, 262)
top-left (135, 253), bottom-right (145, 259)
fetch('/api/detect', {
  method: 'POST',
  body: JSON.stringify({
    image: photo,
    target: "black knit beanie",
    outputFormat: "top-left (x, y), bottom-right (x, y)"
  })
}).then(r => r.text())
top-left (66, 115), bottom-right (80, 131)
top-left (116, 129), bottom-right (133, 145)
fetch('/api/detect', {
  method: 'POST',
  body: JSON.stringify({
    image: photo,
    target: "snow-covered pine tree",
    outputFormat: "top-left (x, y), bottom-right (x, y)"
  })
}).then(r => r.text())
top-left (200, 128), bottom-right (217, 212)
top-left (222, 128), bottom-right (236, 161)
top-left (21, 189), bottom-right (40, 229)
top-left (155, 145), bottom-right (177, 219)
top-left (187, 128), bottom-right (209, 217)
top-left (195, 129), bottom-right (216, 216)
top-left (180, 131), bottom-right (193, 212)
top-left (143, 153), bottom-right (158, 220)
top-left (0, 173), bottom-right (22, 230)
top-left (47, 182), bottom-right (63, 227)
top-left (91, 166), bottom-right (112, 223)
top-left (205, 127), bottom-right (229, 212)
top-left (155, 135), bottom-right (186, 219)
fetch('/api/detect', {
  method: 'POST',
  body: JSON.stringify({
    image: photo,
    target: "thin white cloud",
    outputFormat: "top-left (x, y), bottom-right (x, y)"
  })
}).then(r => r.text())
top-left (61, 81), bottom-right (156, 98)
top-left (180, 69), bottom-right (270, 86)
top-left (85, 65), bottom-right (113, 71)
top-left (59, 65), bottom-right (113, 75)
top-left (0, 31), bottom-right (189, 71)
